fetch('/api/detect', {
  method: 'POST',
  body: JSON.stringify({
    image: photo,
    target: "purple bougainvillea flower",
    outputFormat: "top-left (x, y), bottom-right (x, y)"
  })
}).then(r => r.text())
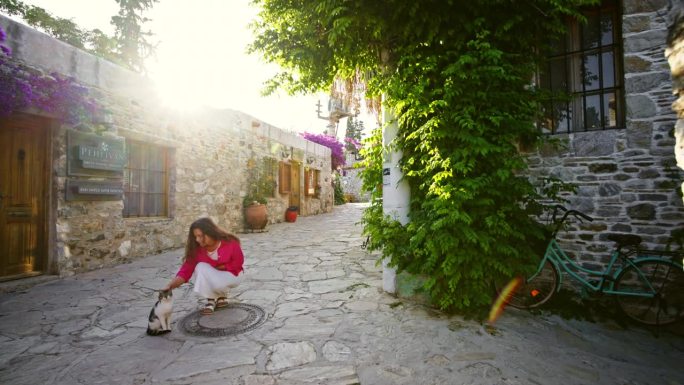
top-left (344, 137), bottom-right (362, 150)
top-left (0, 36), bottom-right (100, 122)
top-left (301, 132), bottom-right (346, 170)
top-left (0, 27), bottom-right (6, 42)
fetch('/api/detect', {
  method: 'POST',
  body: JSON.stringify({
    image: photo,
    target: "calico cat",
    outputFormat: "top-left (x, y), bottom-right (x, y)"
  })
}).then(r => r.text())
top-left (146, 289), bottom-right (173, 336)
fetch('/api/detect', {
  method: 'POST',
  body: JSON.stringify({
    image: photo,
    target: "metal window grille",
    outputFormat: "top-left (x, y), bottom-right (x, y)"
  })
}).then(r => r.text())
top-left (123, 140), bottom-right (168, 217)
top-left (539, 0), bottom-right (624, 134)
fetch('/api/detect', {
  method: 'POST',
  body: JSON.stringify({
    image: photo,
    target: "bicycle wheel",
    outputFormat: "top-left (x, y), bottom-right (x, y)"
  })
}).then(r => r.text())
top-left (615, 260), bottom-right (684, 325)
top-left (497, 259), bottom-right (559, 309)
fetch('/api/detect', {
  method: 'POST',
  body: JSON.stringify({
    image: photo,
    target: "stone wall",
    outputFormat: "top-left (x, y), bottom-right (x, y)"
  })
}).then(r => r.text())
top-left (0, 15), bottom-right (333, 275)
top-left (341, 153), bottom-right (369, 202)
top-left (53, 106), bottom-right (333, 274)
top-left (526, 0), bottom-right (684, 265)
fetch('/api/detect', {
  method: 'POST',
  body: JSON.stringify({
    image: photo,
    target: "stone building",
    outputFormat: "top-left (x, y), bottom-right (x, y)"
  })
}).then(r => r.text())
top-left (0, 15), bottom-right (334, 280)
top-left (525, 0), bottom-right (684, 266)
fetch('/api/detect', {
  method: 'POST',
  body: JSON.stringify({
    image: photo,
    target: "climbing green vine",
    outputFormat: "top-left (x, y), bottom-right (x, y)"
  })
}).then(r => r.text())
top-left (251, 0), bottom-right (590, 316)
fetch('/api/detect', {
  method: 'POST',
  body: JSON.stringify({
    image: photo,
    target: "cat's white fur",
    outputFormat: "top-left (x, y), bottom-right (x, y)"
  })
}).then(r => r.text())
top-left (146, 290), bottom-right (173, 336)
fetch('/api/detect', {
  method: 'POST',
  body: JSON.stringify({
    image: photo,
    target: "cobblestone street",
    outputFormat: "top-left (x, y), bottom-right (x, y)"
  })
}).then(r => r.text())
top-left (0, 203), bottom-right (682, 385)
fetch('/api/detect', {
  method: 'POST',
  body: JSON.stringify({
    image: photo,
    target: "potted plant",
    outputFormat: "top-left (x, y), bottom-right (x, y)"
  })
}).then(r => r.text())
top-left (243, 157), bottom-right (274, 230)
top-left (243, 194), bottom-right (268, 230)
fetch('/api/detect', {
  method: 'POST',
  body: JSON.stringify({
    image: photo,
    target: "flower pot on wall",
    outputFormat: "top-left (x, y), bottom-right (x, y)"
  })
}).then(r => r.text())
top-left (245, 203), bottom-right (268, 230)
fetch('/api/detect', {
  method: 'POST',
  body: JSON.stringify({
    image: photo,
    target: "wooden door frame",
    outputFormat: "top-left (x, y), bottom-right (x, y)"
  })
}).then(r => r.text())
top-left (0, 113), bottom-right (57, 279)
top-left (289, 160), bottom-right (302, 212)
top-left (45, 122), bottom-right (58, 275)
top-left (29, 114), bottom-right (55, 276)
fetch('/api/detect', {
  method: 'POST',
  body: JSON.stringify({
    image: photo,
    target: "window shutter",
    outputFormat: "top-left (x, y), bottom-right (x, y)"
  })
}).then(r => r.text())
top-left (279, 161), bottom-right (291, 194)
top-left (305, 169), bottom-right (316, 196)
top-left (314, 169), bottom-right (320, 197)
top-left (303, 169), bottom-right (320, 197)
top-left (304, 169), bottom-right (311, 196)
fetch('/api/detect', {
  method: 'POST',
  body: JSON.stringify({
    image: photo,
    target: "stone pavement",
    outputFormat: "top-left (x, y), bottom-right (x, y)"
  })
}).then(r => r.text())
top-left (0, 203), bottom-right (683, 385)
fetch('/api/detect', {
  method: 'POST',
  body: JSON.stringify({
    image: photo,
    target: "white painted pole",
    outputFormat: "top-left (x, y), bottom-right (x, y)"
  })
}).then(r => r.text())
top-left (381, 98), bottom-right (410, 294)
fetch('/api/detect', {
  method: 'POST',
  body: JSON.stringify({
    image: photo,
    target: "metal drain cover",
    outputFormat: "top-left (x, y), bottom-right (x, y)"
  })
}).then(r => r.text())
top-left (180, 303), bottom-right (267, 337)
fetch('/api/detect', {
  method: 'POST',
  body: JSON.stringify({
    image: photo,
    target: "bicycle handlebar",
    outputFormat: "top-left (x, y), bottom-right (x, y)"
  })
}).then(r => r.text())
top-left (568, 210), bottom-right (593, 222)
top-left (550, 205), bottom-right (594, 235)
top-left (551, 205), bottom-right (566, 224)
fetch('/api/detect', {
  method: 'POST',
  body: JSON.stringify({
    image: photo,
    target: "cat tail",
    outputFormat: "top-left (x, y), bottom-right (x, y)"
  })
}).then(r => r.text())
top-left (146, 328), bottom-right (171, 336)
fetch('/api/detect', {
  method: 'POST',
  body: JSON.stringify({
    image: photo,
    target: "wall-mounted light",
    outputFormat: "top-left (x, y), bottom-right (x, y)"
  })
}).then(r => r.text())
top-left (96, 110), bottom-right (114, 130)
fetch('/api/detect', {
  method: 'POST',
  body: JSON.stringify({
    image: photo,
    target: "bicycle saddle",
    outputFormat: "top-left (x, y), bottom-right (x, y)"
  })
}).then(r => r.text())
top-left (607, 233), bottom-right (642, 247)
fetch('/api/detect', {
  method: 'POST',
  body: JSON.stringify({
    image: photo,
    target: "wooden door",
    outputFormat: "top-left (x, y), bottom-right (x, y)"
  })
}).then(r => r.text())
top-left (0, 115), bottom-right (49, 280)
top-left (289, 161), bottom-right (301, 211)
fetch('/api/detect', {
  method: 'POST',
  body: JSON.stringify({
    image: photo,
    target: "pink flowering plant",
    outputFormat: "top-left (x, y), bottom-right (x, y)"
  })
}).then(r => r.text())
top-left (344, 137), bottom-right (361, 152)
top-left (0, 26), bottom-right (99, 124)
top-left (301, 132), bottom-right (346, 170)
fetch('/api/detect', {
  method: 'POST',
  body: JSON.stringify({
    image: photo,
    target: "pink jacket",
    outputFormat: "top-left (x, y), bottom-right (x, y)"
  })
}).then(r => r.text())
top-left (176, 240), bottom-right (244, 282)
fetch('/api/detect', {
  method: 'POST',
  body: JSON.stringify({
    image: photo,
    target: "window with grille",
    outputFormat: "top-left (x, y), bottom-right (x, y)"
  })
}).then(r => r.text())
top-left (123, 140), bottom-right (168, 217)
top-left (304, 168), bottom-right (319, 196)
top-left (539, 0), bottom-right (623, 134)
top-left (278, 161), bottom-right (291, 194)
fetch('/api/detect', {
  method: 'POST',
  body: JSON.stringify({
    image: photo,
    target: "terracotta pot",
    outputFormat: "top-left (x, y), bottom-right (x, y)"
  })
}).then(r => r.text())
top-left (245, 204), bottom-right (268, 230)
top-left (285, 206), bottom-right (298, 222)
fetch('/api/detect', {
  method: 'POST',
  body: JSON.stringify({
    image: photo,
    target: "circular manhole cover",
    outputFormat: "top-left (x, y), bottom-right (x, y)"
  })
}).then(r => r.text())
top-left (180, 303), bottom-right (267, 337)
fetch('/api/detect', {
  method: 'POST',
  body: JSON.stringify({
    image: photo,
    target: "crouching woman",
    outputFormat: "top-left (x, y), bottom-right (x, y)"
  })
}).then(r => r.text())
top-left (163, 218), bottom-right (244, 315)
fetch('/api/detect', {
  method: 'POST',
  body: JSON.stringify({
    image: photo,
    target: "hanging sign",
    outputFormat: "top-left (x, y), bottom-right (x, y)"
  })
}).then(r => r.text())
top-left (382, 168), bottom-right (391, 186)
top-left (67, 130), bottom-right (126, 177)
top-left (66, 180), bottom-right (124, 201)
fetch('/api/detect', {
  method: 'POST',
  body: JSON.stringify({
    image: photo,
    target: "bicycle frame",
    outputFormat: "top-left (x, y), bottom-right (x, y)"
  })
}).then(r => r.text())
top-left (537, 239), bottom-right (669, 298)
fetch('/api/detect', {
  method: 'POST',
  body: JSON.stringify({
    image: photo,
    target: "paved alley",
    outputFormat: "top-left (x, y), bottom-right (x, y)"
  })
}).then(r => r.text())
top-left (0, 203), bottom-right (682, 385)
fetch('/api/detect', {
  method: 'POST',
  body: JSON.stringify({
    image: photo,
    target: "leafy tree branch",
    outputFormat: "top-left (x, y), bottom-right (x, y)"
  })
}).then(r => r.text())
top-left (0, 0), bottom-right (157, 72)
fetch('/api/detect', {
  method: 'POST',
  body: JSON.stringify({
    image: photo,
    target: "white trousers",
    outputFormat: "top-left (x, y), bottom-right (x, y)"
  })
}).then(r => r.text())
top-left (192, 262), bottom-right (243, 299)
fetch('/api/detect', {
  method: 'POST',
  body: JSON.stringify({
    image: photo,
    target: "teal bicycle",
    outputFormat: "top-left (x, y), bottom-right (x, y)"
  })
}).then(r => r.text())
top-left (504, 206), bottom-right (684, 326)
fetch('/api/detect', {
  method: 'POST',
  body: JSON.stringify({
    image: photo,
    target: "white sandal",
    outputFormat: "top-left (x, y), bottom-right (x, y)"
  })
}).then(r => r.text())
top-left (201, 299), bottom-right (216, 315)
top-left (216, 297), bottom-right (229, 308)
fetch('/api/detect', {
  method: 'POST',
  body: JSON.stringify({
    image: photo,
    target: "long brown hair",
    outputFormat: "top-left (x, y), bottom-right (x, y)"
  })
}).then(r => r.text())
top-left (184, 218), bottom-right (240, 262)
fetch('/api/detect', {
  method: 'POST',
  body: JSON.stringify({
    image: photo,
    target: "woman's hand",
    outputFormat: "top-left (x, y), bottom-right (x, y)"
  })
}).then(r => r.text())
top-left (163, 276), bottom-right (185, 291)
top-left (216, 264), bottom-right (226, 271)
